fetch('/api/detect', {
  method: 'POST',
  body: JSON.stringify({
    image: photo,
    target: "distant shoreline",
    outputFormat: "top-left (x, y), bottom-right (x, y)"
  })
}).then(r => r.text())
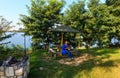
top-left (4, 30), bottom-right (24, 32)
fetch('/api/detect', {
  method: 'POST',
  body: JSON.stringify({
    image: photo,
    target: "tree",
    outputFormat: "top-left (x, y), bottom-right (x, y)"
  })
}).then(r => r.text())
top-left (88, 0), bottom-right (111, 47)
top-left (0, 16), bottom-right (14, 61)
top-left (64, 0), bottom-right (94, 48)
top-left (105, 0), bottom-right (120, 47)
top-left (20, 0), bottom-right (65, 49)
top-left (64, 0), bottom-right (120, 48)
top-left (0, 16), bottom-right (13, 45)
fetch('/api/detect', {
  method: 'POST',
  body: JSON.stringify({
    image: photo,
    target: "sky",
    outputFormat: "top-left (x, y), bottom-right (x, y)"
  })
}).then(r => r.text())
top-left (0, 0), bottom-right (105, 30)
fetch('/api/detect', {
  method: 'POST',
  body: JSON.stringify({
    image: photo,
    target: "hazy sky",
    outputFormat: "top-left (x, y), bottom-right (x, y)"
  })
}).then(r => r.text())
top-left (0, 0), bottom-right (105, 30)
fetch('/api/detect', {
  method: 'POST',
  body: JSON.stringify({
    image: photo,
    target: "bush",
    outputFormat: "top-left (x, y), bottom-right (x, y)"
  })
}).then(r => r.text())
top-left (0, 44), bottom-right (24, 61)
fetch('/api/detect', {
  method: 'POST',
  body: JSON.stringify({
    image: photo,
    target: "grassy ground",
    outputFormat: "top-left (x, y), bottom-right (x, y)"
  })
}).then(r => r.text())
top-left (28, 48), bottom-right (120, 78)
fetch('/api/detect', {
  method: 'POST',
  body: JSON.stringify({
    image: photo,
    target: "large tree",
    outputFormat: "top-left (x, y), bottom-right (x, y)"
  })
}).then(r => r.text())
top-left (105, 0), bottom-right (120, 42)
top-left (87, 0), bottom-right (112, 47)
top-left (64, 0), bottom-right (95, 48)
top-left (64, 0), bottom-right (120, 48)
top-left (64, 0), bottom-right (91, 31)
top-left (20, 0), bottom-right (65, 49)
top-left (85, 0), bottom-right (120, 47)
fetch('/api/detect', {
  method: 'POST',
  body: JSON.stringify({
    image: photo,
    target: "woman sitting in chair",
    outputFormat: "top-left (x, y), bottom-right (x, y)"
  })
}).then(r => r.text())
top-left (61, 40), bottom-right (73, 59)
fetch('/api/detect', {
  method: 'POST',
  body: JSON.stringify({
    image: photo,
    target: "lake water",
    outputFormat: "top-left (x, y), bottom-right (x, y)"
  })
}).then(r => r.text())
top-left (1, 32), bottom-right (32, 48)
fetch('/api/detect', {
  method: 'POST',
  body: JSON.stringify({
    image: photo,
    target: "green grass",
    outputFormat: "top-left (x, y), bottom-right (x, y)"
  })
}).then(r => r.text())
top-left (28, 48), bottom-right (120, 78)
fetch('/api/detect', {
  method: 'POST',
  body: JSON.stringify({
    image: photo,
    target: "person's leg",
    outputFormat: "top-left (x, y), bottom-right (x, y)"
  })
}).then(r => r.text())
top-left (67, 51), bottom-right (72, 58)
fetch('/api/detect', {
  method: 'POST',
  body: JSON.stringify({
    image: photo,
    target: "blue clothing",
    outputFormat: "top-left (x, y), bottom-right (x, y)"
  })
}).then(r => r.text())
top-left (61, 44), bottom-right (72, 58)
top-left (61, 44), bottom-right (67, 55)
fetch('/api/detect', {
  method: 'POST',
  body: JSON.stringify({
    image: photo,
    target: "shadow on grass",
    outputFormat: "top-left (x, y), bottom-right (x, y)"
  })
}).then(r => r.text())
top-left (79, 48), bottom-right (119, 66)
top-left (28, 48), bottom-right (120, 78)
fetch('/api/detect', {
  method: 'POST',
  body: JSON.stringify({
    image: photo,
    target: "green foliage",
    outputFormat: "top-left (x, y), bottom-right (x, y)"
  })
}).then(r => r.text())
top-left (104, 0), bottom-right (120, 44)
top-left (64, 0), bottom-right (120, 48)
top-left (0, 44), bottom-right (24, 61)
top-left (0, 16), bottom-right (18, 61)
top-left (19, 0), bottom-right (120, 49)
top-left (89, 3), bottom-right (110, 47)
top-left (0, 16), bottom-right (13, 45)
top-left (20, 0), bottom-right (65, 49)
top-left (64, 0), bottom-right (93, 47)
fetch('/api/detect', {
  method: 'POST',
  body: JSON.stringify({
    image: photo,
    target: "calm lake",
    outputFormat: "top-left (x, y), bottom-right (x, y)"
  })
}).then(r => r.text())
top-left (2, 32), bottom-right (32, 48)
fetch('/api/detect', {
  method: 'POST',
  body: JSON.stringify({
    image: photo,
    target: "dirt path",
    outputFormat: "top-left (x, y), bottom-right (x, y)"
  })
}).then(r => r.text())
top-left (58, 53), bottom-right (93, 66)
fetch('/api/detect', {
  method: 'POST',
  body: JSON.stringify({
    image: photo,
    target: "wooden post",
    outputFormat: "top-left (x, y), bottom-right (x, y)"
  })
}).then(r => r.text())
top-left (60, 33), bottom-right (64, 52)
top-left (24, 34), bottom-right (26, 56)
top-left (61, 33), bottom-right (64, 47)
